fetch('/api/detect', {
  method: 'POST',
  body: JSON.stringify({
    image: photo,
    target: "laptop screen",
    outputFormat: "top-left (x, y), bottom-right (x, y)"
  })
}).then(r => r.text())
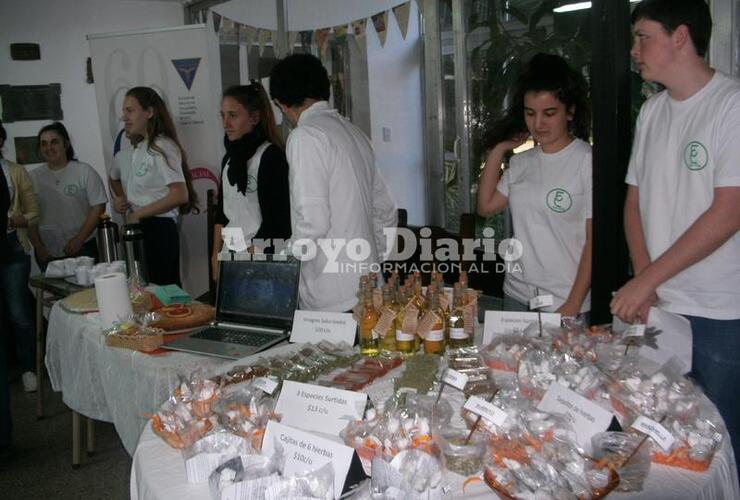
top-left (216, 258), bottom-right (300, 329)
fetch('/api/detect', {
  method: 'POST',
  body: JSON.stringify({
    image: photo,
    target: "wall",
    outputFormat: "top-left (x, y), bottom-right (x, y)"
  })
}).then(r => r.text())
top-left (0, 0), bottom-right (183, 176)
top-left (365, 1), bottom-right (426, 225)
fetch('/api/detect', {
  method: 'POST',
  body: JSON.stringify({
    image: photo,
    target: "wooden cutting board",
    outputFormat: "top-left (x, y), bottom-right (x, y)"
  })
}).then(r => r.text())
top-left (61, 288), bottom-right (99, 313)
top-left (150, 303), bottom-right (215, 331)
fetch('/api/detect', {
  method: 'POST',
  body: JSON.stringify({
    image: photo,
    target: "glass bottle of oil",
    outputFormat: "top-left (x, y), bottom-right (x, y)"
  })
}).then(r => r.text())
top-left (448, 283), bottom-right (471, 348)
top-left (394, 286), bottom-right (416, 356)
top-left (423, 290), bottom-right (446, 354)
top-left (377, 285), bottom-right (397, 352)
top-left (359, 290), bottom-right (379, 356)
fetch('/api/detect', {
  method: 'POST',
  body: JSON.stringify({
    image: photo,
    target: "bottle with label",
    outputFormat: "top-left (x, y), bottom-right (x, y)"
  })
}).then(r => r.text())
top-left (376, 285), bottom-right (397, 352)
top-left (448, 283), bottom-right (471, 348)
top-left (394, 287), bottom-right (417, 356)
top-left (359, 290), bottom-right (380, 356)
top-left (423, 291), bottom-right (446, 354)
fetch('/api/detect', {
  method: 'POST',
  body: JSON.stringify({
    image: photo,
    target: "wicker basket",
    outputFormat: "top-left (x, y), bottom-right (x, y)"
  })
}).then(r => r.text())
top-left (105, 327), bottom-right (164, 352)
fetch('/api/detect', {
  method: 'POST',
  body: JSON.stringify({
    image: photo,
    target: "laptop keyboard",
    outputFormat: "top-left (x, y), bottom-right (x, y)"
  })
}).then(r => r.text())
top-left (192, 327), bottom-right (277, 347)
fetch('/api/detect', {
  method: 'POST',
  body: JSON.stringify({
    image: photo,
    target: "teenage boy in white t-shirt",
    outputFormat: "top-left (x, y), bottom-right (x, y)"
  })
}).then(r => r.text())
top-left (611, 0), bottom-right (740, 470)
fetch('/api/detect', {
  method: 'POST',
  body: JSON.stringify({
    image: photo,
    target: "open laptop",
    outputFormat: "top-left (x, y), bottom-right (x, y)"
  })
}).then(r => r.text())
top-left (163, 256), bottom-right (300, 360)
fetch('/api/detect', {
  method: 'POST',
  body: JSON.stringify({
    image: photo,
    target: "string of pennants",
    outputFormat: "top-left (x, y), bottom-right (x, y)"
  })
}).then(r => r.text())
top-left (209, 0), bottom-right (420, 57)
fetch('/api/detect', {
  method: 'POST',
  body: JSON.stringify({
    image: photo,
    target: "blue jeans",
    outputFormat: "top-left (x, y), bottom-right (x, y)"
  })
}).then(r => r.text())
top-left (684, 315), bottom-right (740, 477)
top-left (0, 233), bottom-right (35, 372)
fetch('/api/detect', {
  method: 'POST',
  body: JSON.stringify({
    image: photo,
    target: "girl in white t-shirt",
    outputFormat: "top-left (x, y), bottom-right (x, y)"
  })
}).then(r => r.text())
top-left (109, 87), bottom-right (198, 286)
top-left (28, 122), bottom-right (107, 269)
top-left (477, 53), bottom-right (593, 320)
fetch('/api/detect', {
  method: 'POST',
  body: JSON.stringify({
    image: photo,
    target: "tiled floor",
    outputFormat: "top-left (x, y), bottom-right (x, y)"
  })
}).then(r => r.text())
top-left (0, 369), bottom-right (131, 499)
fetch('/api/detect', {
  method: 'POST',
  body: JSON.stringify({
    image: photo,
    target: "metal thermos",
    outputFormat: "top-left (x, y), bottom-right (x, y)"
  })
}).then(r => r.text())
top-left (96, 215), bottom-right (119, 263)
top-left (123, 223), bottom-right (148, 284)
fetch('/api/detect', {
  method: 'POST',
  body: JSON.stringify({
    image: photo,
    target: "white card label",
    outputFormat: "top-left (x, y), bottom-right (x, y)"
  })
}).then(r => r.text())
top-left (537, 383), bottom-right (614, 453)
top-left (625, 324), bottom-right (646, 337)
top-left (262, 421), bottom-right (355, 498)
top-left (464, 396), bottom-right (508, 427)
top-left (252, 377), bottom-right (278, 395)
top-left (529, 294), bottom-right (554, 310)
top-left (275, 380), bottom-right (367, 436)
top-left (290, 310), bottom-right (357, 345)
top-left (632, 416), bottom-right (675, 453)
top-left (442, 369), bottom-right (469, 391)
top-left (483, 311), bottom-right (562, 345)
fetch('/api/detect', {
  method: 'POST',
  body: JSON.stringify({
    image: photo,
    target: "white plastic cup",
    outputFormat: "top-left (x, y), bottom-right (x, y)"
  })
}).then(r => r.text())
top-left (75, 267), bottom-right (90, 286)
top-left (76, 256), bottom-right (95, 268)
top-left (63, 258), bottom-right (77, 275)
top-left (109, 260), bottom-right (126, 274)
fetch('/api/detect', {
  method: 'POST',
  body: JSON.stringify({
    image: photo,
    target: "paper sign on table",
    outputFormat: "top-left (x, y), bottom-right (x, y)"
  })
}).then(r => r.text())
top-left (631, 416), bottom-right (675, 453)
top-left (275, 380), bottom-right (367, 436)
top-left (483, 311), bottom-right (561, 345)
top-left (464, 396), bottom-right (508, 427)
top-left (261, 421), bottom-right (357, 498)
top-left (537, 383), bottom-right (614, 453)
top-left (290, 310), bottom-right (357, 345)
top-left (442, 369), bottom-right (469, 391)
top-left (529, 294), bottom-right (554, 310)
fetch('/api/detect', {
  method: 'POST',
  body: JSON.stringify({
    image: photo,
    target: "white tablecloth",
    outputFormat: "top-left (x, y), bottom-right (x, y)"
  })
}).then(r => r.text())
top-left (130, 349), bottom-right (740, 500)
top-left (44, 303), bottom-right (739, 499)
top-left (45, 302), bottom-right (226, 454)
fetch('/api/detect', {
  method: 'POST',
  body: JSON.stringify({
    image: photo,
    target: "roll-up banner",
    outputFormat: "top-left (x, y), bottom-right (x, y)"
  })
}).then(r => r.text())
top-left (88, 20), bottom-right (223, 297)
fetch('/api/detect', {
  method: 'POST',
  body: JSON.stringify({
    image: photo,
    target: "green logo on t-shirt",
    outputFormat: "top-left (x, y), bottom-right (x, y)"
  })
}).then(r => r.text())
top-left (546, 188), bottom-right (572, 213)
top-left (684, 141), bottom-right (708, 171)
top-left (63, 184), bottom-right (79, 196)
top-left (246, 174), bottom-right (257, 193)
top-left (135, 163), bottom-right (149, 177)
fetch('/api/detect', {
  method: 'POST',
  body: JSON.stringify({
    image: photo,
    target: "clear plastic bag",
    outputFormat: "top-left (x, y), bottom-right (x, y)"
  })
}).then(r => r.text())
top-left (591, 431), bottom-right (651, 492)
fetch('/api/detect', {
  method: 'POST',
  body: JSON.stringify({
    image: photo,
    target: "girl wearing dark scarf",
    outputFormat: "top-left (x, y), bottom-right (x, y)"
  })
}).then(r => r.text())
top-left (211, 82), bottom-right (291, 278)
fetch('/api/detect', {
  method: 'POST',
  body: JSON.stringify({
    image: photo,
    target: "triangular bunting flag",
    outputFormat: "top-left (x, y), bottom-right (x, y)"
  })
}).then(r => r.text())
top-left (315, 27), bottom-right (331, 55)
top-left (258, 29), bottom-right (274, 56)
top-left (299, 30), bottom-right (313, 50)
top-left (393, 2), bottom-right (412, 40)
top-left (333, 23), bottom-right (348, 41)
top-left (212, 11), bottom-right (222, 33)
top-left (241, 24), bottom-right (257, 47)
top-left (352, 18), bottom-right (367, 38)
top-left (371, 11), bottom-right (389, 47)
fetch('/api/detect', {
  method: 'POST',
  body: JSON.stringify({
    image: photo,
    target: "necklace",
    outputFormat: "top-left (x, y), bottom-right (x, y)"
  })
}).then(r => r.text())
top-left (48, 165), bottom-right (66, 186)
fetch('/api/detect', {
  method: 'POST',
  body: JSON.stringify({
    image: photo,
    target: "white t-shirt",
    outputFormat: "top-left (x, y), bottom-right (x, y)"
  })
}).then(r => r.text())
top-left (287, 101), bottom-right (397, 312)
top-left (29, 160), bottom-right (108, 256)
top-left (626, 71), bottom-right (740, 320)
top-left (222, 142), bottom-right (269, 241)
top-left (110, 136), bottom-right (185, 219)
top-left (497, 138), bottom-right (592, 313)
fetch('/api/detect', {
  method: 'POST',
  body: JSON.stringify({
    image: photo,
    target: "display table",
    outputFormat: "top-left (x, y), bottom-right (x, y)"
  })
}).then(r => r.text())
top-left (45, 302), bottom-right (739, 499)
top-left (31, 274), bottom-right (86, 419)
top-left (129, 352), bottom-right (740, 500)
top-left (45, 301), bottom-right (227, 454)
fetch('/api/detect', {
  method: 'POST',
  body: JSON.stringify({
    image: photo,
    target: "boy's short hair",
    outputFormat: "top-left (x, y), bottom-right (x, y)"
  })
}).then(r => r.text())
top-left (631, 0), bottom-right (712, 58)
top-left (269, 53), bottom-right (331, 107)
